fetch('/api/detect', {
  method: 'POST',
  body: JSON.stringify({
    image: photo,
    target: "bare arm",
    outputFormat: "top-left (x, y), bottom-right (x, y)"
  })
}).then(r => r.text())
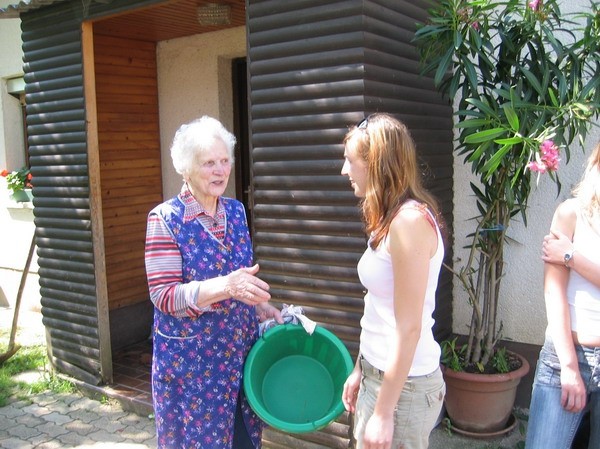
top-left (362, 208), bottom-right (437, 449)
top-left (542, 228), bottom-right (600, 289)
top-left (543, 200), bottom-right (586, 412)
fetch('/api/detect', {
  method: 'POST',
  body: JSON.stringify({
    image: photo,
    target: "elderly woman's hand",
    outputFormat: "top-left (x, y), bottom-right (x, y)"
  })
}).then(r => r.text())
top-left (256, 302), bottom-right (284, 324)
top-left (225, 264), bottom-right (271, 305)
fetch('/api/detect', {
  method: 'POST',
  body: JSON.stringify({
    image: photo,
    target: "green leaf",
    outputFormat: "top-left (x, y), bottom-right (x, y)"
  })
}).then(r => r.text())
top-left (464, 59), bottom-right (479, 94)
top-left (547, 88), bottom-right (559, 107)
top-left (494, 136), bottom-right (523, 145)
top-left (455, 118), bottom-right (490, 129)
top-left (464, 128), bottom-right (506, 144)
top-left (503, 106), bottom-right (519, 131)
top-left (464, 98), bottom-right (497, 117)
top-left (481, 144), bottom-right (512, 175)
top-left (453, 28), bottom-right (463, 50)
top-left (434, 46), bottom-right (454, 88)
top-left (573, 102), bottom-right (591, 113)
top-left (467, 147), bottom-right (484, 164)
top-left (520, 67), bottom-right (544, 96)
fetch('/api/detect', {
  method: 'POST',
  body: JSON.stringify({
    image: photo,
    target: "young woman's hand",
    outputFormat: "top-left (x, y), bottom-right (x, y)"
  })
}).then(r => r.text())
top-left (342, 365), bottom-right (361, 413)
top-left (363, 412), bottom-right (394, 449)
top-left (542, 229), bottom-right (573, 265)
top-left (560, 366), bottom-right (586, 412)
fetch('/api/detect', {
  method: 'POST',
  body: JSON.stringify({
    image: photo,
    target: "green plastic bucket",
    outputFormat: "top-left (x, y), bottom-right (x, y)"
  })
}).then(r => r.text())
top-left (244, 323), bottom-right (353, 433)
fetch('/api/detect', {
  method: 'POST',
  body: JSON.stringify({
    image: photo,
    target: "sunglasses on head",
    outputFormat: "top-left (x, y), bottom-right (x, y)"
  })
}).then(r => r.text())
top-left (356, 114), bottom-right (374, 129)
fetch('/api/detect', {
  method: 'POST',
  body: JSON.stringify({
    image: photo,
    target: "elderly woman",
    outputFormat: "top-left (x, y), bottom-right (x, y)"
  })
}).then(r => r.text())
top-left (144, 116), bottom-right (282, 449)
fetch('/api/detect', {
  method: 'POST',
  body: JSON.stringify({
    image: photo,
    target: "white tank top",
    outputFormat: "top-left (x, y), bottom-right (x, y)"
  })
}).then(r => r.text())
top-left (567, 210), bottom-right (600, 336)
top-left (357, 201), bottom-right (444, 376)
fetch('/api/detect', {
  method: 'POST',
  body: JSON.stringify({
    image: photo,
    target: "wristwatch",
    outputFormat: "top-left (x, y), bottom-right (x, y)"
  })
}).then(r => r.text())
top-left (563, 250), bottom-right (575, 267)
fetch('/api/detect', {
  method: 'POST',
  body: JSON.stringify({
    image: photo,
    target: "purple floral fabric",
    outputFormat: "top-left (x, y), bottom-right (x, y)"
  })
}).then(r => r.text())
top-left (151, 196), bottom-right (263, 448)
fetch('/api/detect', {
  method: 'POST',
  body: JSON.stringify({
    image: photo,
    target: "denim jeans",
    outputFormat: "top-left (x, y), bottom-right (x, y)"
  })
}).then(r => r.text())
top-left (525, 339), bottom-right (600, 449)
top-left (353, 356), bottom-right (445, 449)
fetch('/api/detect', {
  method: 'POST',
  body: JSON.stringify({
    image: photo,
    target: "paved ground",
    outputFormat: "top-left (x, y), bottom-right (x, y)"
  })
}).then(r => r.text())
top-left (0, 390), bottom-right (527, 449)
top-left (0, 392), bottom-right (157, 449)
top-left (1, 307), bottom-right (527, 449)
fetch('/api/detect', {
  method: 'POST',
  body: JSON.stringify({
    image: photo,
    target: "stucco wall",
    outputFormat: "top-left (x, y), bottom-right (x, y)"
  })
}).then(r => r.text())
top-left (451, 0), bottom-right (600, 346)
top-left (0, 10), bottom-right (39, 312)
top-left (452, 129), bottom-right (600, 346)
top-left (156, 26), bottom-right (246, 200)
top-left (0, 7), bottom-right (25, 172)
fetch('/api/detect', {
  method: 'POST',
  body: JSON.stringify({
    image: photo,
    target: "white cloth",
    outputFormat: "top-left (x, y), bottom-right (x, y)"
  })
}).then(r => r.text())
top-left (357, 202), bottom-right (444, 377)
top-left (258, 304), bottom-right (316, 336)
top-left (567, 210), bottom-right (600, 336)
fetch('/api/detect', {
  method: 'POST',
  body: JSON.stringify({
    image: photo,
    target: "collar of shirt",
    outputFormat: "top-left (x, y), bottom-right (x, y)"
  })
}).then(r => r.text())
top-left (179, 184), bottom-right (224, 223)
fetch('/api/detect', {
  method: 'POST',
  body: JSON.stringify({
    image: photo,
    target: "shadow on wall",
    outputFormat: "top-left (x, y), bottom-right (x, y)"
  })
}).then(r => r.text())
top-left (0, 286), bottom-right (8, 308)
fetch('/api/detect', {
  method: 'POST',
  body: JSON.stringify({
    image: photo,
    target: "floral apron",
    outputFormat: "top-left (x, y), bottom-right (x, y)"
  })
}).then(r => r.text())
top-left (152, 197), bottom-right (262, 448)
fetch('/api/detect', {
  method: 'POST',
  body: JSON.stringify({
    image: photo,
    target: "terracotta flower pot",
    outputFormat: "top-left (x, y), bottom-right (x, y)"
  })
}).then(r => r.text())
top-left (442, 351), bottom-right (530, 434)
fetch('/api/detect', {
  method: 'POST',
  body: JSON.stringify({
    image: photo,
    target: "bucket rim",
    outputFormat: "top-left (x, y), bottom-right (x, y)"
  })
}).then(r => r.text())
top-left (243, 323), bottom-right (353, 433)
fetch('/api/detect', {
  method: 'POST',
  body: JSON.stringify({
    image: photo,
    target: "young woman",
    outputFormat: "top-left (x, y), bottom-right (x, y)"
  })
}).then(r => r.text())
top-left (526, 142), bottom-right (600, 449)
top-left (340, 113), bottom-right (445, 449)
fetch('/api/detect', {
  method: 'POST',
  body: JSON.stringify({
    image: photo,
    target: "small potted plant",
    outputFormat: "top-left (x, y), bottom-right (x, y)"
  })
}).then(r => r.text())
top-left (414, 0), bottom-right (600, 434)
top-left (1, 166), bottom-right (33, 202)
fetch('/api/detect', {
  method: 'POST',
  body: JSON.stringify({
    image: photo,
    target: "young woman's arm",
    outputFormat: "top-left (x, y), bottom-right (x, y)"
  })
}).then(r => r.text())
top-left (361, 207), bottom-right (438, 448)
top-left (543, 200), bottom-right (586, 412)
top-left (542, 228), bottom-right (600, 288)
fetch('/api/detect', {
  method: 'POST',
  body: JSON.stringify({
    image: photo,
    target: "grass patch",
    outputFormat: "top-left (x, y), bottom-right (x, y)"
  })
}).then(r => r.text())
top-left (0, 343), bottom-right (74, 407)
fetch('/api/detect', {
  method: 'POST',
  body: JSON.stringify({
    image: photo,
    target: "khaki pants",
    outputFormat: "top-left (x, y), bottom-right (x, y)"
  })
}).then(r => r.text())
top-left (353, 357), bottom-right (445, 449)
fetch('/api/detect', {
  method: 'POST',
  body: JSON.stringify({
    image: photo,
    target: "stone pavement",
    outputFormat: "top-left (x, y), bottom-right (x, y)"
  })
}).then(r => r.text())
top-left (0, 392), bottom-right (157, 449)
top-left (0, 307), bottom-right (157, 449)
top-left (0, 388), bottom-right (526, 449)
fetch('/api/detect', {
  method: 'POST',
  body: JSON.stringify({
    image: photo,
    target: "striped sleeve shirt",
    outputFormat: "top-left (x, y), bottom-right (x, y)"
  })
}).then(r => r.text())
top-left (144, 212), bottom-right (210, 318)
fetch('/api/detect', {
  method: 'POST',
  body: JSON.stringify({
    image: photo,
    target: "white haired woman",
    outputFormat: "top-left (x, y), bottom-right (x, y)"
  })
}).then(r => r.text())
top-left (144, 116), bottom-right (282, 449)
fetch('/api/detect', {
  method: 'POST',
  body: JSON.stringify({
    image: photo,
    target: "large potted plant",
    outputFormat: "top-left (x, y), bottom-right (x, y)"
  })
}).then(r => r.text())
top-left (414, 0), bottom-right (600, 434)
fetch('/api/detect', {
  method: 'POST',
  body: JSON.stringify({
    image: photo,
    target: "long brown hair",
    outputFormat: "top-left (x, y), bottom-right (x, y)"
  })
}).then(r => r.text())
top-left (344, 113), bottom-right (441, 249)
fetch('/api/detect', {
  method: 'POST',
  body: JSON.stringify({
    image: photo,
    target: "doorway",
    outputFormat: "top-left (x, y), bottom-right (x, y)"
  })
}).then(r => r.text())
top-left (232, 58), bottom-right (251, 227)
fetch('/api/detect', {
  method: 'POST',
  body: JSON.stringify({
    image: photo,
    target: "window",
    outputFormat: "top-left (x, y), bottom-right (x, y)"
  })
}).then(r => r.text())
top-left (6, 76), bottom-right (28, 168)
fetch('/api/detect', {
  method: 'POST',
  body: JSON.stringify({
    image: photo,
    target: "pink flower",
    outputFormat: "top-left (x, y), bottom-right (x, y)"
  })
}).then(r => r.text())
top-left (527, 140), bottom-right (560, 174)
top-left (540, 140), bottom-right (560, 171)
top-left (528, 0), bottom-right (540, 10)
top-left (471, 21), bottom-right (480, 30)
top-left (526, 160), bottom-right (547, 173)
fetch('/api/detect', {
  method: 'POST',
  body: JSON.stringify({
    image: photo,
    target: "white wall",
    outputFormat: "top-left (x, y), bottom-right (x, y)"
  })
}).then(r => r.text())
top-left (452, 130), bottom-right (599, 345)
top-left (451, 0), bottom-right (598, 345)
top-left (0, 9), bottom-right (25, 171)
top-left (156, 26), bottom-right (246, 200)
top-left (0, 12), bottom-right (40, 312)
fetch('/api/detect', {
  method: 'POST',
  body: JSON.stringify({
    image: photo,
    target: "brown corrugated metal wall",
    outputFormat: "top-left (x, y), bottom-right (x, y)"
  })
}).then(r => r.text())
top-left (21, 5), bottom-right (106, 385)
top-left (247, 1), bottom-right (454, 447)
